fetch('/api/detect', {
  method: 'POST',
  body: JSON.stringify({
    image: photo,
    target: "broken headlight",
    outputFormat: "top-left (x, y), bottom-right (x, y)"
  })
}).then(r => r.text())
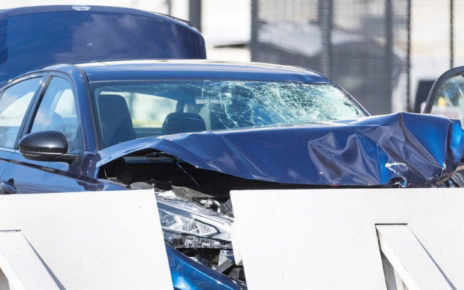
top-left (156, 195), bottom-right (233, 249)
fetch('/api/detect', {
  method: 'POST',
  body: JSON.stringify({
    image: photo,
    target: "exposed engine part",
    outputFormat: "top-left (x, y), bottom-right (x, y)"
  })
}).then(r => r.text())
top-left (451, 172), bottom-right (464, 187)
top-left (129, 182), bottom-right (153, 190)
top-left (216, 250), bottom-right (235, 274)
top-left (222, 199), bottom-right (234, 218)
top-left (176, 160), bottom-right (200, 187)
top-left (171, 185), bottom-right (213, 200)
top-left (229, 268), bottom-right (246, 281)
top-left (98, 153), bottom-right (357, 199)
top-left (199, 198), bottom-right (222, 213)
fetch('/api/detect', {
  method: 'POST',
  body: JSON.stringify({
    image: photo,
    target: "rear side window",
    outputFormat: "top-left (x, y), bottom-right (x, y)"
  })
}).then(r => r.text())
top-left (30, 77), bottom-right (80, 152)
top-left (0, 78), bottom-right (42, 148)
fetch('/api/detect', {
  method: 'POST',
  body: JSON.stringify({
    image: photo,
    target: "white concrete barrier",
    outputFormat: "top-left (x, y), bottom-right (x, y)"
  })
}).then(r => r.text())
top-left (0, 190), bottom-right (172, 290)
top-left (0, 231), bottom-right (60, 290)
top-left (231, 188), bottom-right (464, 290)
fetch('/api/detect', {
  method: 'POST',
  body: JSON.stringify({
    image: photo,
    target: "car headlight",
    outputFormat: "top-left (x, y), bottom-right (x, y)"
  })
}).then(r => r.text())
top-left (157, 196), bottom-right (233, 249)
top-left (159, 209), bottom-right (219, 236)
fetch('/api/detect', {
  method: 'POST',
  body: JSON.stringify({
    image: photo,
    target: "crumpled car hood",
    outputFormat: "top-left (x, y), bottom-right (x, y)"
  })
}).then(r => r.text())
top-left (97, 113), bottom-right (464, 187)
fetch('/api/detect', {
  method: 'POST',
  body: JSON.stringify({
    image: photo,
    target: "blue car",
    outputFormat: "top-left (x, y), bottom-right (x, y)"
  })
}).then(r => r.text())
top-left (2, 59), bottom-right (464, 289)
top-left (0, 5), bottom-right (463, 290)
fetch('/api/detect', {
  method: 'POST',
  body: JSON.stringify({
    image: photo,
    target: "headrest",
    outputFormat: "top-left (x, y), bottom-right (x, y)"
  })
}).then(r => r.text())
top-left (162, 112), bottom-right (206, 135)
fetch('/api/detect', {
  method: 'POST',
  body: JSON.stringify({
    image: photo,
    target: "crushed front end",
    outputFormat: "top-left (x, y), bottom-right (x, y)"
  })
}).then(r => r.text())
top-left (97, 113), bottom-right (464, 289)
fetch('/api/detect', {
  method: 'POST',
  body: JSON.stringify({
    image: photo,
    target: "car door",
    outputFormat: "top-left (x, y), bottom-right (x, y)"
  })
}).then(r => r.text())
top-left (423, 66), bottom-right (464, 178)
top-left (1, 74), bottom-right (98, 194)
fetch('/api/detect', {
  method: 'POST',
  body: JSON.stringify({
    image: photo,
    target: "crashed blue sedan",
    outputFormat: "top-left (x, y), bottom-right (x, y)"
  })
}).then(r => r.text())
top-left (1, 5), bottom-right (464, 290)
top-left (2, 60), bottom-right (463, 289)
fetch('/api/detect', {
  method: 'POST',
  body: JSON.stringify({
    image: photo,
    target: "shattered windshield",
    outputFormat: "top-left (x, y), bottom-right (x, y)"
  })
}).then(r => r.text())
top-left (91, 80), bottom-right (364, 148)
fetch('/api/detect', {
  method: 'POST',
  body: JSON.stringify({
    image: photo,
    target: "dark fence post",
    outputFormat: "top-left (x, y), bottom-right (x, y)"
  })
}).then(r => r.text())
top-left (450, 0), bottom-right (454, 69)
top-left (318, 0), bottom-right (333, 77)
top-left (189, 0), bottom-right (202, 32)
top-left (250, 0), bottom-right (258, 61)
top-left (406, 0), bottom-right (412, 112)
top-left (166, 0), bottom-right (172, 16)
top-left (385, 0), bottom-right (394, 112)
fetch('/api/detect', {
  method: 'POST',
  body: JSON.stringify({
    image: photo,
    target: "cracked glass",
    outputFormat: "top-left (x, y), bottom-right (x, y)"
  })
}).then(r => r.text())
top-left (92, 80), bottom-right (364, 147)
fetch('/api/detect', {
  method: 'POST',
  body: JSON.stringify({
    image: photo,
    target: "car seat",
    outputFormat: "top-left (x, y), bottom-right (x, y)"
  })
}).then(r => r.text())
top-left (97, 94), bottom-right (136, 147)
top-left (162, 112), bottom-right (206, 135)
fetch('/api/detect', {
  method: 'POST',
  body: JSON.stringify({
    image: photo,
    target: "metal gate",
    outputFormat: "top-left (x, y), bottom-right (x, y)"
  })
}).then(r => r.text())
top-left (251, 0), bottom-right (410, 115)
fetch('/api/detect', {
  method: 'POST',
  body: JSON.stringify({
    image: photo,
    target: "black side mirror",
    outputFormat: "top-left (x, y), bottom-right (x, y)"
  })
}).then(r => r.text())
top-left (19, 131), bottom-right (77, 163)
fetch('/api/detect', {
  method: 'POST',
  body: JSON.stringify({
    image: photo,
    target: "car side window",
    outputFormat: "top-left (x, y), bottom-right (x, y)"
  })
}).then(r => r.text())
top-left (30, 77), bottom-right (81, 152)
top-left (0, 78), bottom-right (42, 148)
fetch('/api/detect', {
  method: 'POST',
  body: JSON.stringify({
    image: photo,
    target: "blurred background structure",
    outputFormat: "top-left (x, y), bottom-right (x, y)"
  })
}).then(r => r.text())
top-left (250, 0), bottom-right (409, 114)
top-left (0, 0), bottom-right (460, 115)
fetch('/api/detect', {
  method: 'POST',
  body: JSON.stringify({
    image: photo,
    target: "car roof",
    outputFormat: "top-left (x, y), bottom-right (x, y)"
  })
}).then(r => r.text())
top-left (71, 60), bottom-right (331, 83)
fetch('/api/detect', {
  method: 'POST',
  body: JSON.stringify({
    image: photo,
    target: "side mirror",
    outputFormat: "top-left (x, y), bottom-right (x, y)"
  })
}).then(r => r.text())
top-left (19, 131), bottom-right (77, 163)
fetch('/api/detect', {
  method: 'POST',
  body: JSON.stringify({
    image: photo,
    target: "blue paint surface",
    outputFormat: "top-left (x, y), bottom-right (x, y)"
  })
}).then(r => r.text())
top-left (78, 60), bottom-right (331, 83)
top-left (0, 6), bottom-right (205, 84)
top-left (166, 245), bottom-right (240, 289)
top-left (99, 113), bottom-right (464, 188)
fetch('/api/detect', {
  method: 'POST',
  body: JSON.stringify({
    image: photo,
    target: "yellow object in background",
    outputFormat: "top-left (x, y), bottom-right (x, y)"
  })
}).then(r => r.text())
top-left (437, 97), bottom-right (447, 107)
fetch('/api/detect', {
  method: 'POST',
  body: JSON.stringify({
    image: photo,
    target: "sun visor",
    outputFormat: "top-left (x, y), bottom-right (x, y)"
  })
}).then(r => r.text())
top-left (0, 5), bottom-right (206, 84)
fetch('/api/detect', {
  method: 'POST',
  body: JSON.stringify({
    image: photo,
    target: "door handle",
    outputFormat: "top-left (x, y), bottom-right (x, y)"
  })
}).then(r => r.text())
top-left (0, 179), bottom-right (16, 194)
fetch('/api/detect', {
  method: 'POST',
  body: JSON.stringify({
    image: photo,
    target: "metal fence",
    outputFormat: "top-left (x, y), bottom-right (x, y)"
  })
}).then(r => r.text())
top-left (250, 0), bottom-right (410, 115)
